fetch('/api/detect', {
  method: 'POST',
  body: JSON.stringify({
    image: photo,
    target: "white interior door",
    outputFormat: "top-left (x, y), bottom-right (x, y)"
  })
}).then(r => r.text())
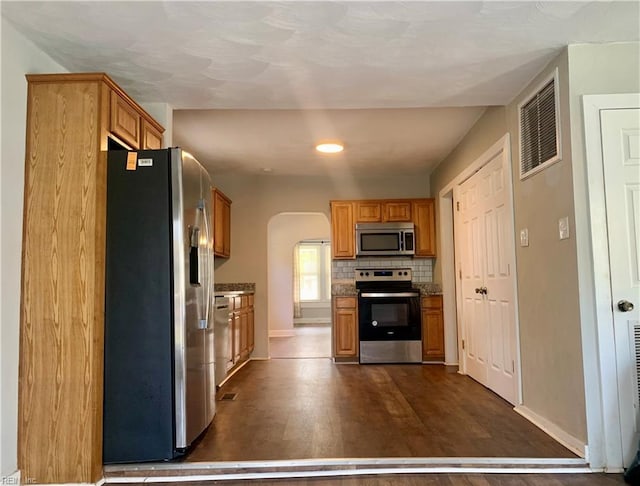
top-left (455, 150), bottom-right (518, 404)
top-left (601, 108), bottom-right (640, 467)
top-left (457, 173), bottom-right (489, 385)
top-left (482, 154), bottom-right (517, 403)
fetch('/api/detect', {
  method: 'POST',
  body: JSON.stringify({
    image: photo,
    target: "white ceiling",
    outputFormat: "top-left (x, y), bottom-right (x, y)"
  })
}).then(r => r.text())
top-left (3, 1), bottom-right (639, 176)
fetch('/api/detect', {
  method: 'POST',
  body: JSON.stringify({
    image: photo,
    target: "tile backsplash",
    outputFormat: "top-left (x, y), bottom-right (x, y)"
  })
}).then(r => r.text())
top-left (332, 257), bottom-right (433, 282)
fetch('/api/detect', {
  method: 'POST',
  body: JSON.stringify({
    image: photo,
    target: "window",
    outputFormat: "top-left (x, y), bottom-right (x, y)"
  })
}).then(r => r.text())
top-left (296, 241), bottom-right (331, 302)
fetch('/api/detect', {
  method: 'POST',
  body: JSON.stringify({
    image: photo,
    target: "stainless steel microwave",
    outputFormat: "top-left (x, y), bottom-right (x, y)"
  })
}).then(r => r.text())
top-left (355, 222), bottom-right (415, 256)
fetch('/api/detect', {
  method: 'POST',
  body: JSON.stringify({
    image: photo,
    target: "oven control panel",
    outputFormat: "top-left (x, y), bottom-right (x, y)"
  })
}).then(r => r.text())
top-left (355, 268), bottom-right (412, 282)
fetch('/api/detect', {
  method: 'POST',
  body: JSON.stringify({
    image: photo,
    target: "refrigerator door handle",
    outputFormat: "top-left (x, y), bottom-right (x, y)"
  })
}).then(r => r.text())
top-left (201, 201), bottom-right (212, 328)
top-left (188, 225), bottom-right (201, 287)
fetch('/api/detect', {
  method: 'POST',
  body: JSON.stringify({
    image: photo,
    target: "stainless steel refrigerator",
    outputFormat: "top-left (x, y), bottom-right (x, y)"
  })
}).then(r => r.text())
top-left (103, 148), bottom-right (215, 463)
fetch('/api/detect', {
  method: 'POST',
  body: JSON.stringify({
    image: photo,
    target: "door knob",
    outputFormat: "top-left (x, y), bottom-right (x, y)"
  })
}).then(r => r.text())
top-left (480, 286), bottom-right (488, 295)
top-left (618, 300), bottom-right (635, 312)
top-left (475, 288), bottom-right (482, 294)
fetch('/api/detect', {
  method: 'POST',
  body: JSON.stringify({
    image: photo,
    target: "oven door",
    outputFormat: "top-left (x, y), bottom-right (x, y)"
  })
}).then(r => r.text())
top-left (358, 291), bottom-right (421, 341)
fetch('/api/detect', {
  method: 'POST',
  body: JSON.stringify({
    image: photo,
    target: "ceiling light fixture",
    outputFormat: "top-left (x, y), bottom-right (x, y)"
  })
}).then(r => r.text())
top-left (315, 142), bottom-right (344, 154)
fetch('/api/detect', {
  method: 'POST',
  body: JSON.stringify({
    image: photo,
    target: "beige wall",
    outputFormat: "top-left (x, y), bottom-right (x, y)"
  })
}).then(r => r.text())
top-left (430, 48), bottom-right (589, 443)
top-left (213, 173), bottom-right (430, 358)
top-left (506, 49), bottom-right (587, 442)
top-left (0, 18), bottom-right (68, 477)
top-left (430, 106), bottom-right (506, 283)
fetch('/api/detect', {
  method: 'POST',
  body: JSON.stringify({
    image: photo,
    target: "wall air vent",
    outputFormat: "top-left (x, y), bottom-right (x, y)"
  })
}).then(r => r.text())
top-left (634, 323), bottom-right (640, 428)
top-left (518, 68), bottom-right (561, 180)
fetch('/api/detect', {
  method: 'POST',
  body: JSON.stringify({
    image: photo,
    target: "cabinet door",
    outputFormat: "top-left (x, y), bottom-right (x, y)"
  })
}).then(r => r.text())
top-left (422, 296), bottom-right (444, 361)
top-left (334, 309), bottom-right (357, 356)
top-left (413, 199), bottom-right (436, 257)
top-left (110, 91), bottom-right (141, 149)
top-left (355, 202), bottom-right (382, 222)
top-left (222, 200), bottom-right (231, 256)
top-left (334, 297), bottom-right (358, 357)
top-left (141, 118), bottom-right (162, 149)
top-left (227, 316), bottom-right (235, 369)
top-left (233, 313), bottom-right (241, 363)
top-left (248, 308), bottom-right (254, 354)
top-left (240, 311), bottom-right (249, 359)
top-left (330, 202), bottom-right (355, 259)
top-left (212, 189), bottom-right (231, 258)
top-left (384, 201), bottom-right (412, 221)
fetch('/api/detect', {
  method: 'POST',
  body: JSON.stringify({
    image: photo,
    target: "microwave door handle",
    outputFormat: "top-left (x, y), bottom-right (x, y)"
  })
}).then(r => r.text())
top-left (400, 232), bottom-right (404, 251)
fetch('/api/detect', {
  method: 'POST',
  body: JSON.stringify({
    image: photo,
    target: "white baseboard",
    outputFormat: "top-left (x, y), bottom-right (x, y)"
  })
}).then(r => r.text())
top-left (514, 405), bottom-right (586, 458)
top-left (269, 330), bottom-right (295, 338)
top-left (294, 318), bottom-right (331, 325)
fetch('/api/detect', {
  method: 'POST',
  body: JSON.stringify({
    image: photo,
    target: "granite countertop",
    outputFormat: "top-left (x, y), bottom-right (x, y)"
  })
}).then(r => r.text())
top-left (331, 281), bottom-right (442, 297)
top-left (214, 282), bottom-right (255, 296)
top-left (413, 282), bottom-right (442, 295)
top-left (331, 283), bottom-right (358, 297)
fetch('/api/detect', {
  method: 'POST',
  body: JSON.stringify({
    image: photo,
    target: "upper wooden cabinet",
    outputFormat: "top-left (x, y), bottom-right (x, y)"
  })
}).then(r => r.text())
top-left (355, 201), bottom-right (382, 222)
top-left (355, 200), bottom-right (412, 223)
top-left (110, 91), bottom-right (141, 148)
top-left (141, 119), bottom-right (163, 150)
top-left (412, 199), bottom-right (436, 257)
top-left (20, 73), bottom-right (164, 484)
top-left (331, 198), bottom-right (436, 259)
top-left (331, 201), bottom-right (355, 259)
top-left (108, 83), bottom-right (164, 150)
top-left (212, 188), bottom-right (232, 258)
top-left (384, 201), bottom-right (412, 221)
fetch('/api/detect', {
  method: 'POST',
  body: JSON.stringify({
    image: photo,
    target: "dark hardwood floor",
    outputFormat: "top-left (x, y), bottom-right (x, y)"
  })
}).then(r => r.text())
top-left (186, 359), bottom-right (577, 461)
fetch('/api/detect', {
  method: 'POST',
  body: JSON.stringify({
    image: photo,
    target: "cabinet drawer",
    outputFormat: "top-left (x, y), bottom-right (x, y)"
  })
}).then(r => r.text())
top-left (422, 295), bottom-right (443, 309)
top-left (335, 296), bottom-right (356, 309)
top-left (110, 91), bottom-right (140, 149)
top-left (241, 295), bottom-right (249, 309)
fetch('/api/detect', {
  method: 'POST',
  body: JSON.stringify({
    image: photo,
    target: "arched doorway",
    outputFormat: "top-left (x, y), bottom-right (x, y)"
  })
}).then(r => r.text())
top-left (266, 212), bottom-right (331, 358)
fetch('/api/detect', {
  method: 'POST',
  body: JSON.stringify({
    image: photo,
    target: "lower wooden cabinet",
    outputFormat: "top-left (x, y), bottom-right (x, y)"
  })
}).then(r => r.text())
top-left (230, 293), bottom-right (255, 365)
top-left (333, 296), bottom-right (358, 357)
top-left (422, 295), bottom-right (444, 361)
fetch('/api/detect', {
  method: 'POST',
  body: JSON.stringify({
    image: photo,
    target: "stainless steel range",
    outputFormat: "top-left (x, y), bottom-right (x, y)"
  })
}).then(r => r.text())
top-left (356, 268), bottom-right (422, 364)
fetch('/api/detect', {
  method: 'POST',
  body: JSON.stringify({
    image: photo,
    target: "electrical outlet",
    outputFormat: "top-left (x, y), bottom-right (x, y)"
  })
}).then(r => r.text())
top-left (520, 228), bottom-right (529, 247)
top-left (559, 216), bottom-right (570, 240)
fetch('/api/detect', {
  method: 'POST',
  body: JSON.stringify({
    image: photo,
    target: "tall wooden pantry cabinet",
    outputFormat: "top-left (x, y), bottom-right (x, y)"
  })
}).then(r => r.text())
top-left (18, 73), bottom-right (164, 484)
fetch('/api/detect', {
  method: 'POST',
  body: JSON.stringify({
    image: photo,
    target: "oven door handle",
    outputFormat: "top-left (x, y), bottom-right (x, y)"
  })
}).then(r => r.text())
top-left (360, 292), bottom-right (421, 298)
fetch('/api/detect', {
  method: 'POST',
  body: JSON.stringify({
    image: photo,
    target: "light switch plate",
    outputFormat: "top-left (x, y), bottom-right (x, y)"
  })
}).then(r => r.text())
top-left (559, 216), bottom-right (570, 240)
top-left (520, 228), bottom-right (529, 247)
